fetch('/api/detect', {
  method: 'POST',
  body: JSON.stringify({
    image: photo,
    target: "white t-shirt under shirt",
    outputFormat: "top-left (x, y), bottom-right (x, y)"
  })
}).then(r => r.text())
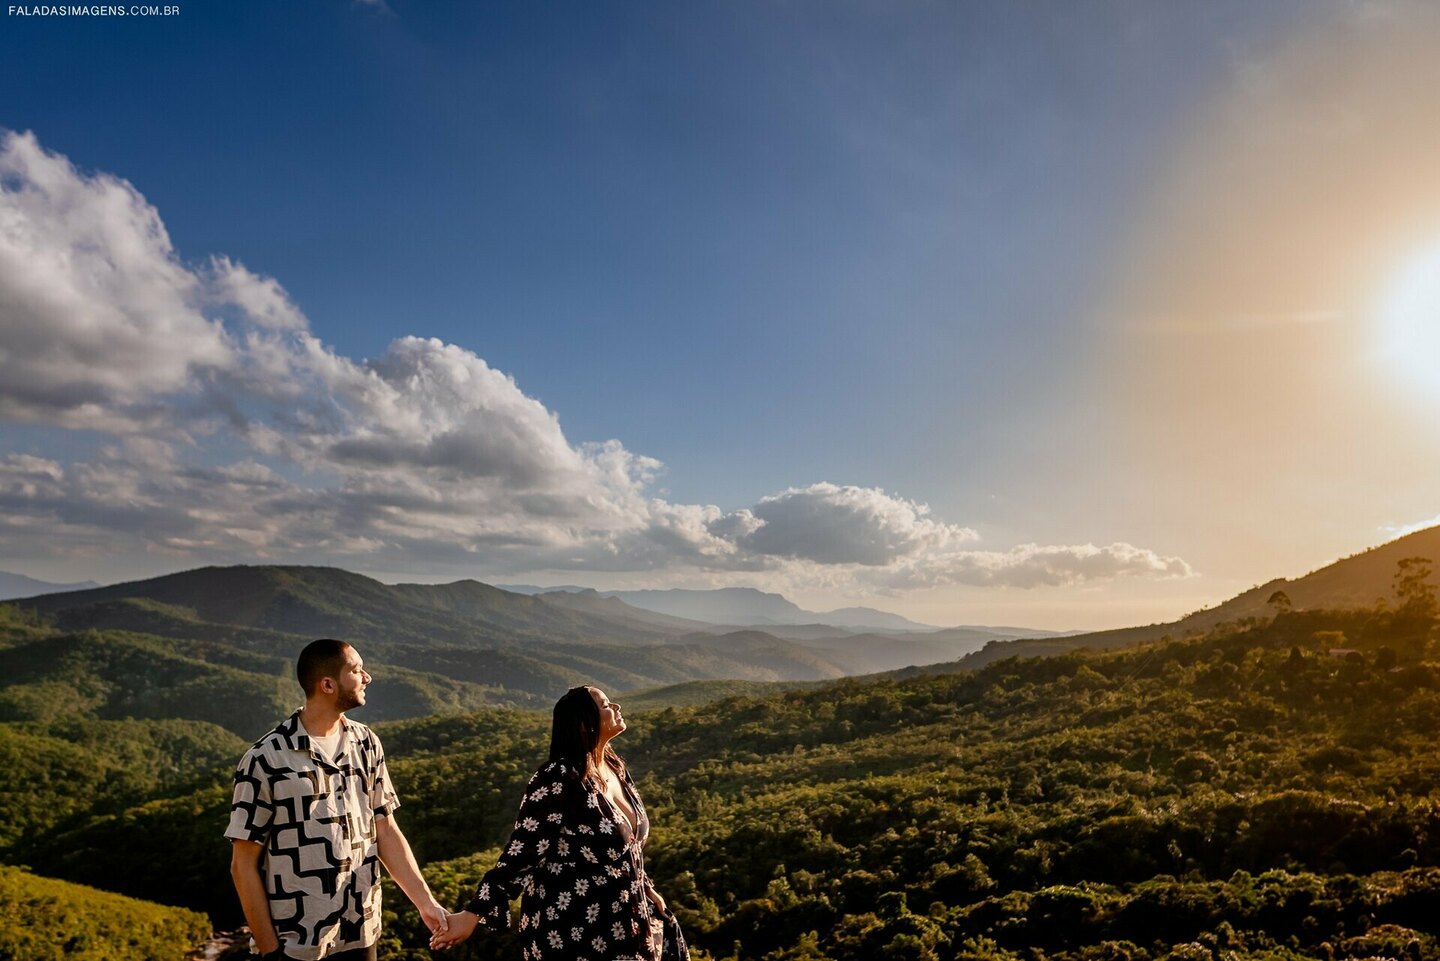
top-left (309, 729), bottom-right (343, 761)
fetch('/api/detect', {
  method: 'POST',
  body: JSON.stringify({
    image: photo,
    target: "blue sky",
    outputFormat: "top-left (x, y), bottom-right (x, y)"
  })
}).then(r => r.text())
top-left (4, 0), bottom-right (1439, 628)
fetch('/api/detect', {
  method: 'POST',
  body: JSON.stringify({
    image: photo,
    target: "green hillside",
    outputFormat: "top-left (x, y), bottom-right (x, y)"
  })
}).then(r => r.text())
top-left (0, 864), bottom-right (211, 961)
top-left (4, 565), bottom-right (960, 710)
top-left (8, 589), bottom-right (1440, 961)
top-left (618, 678), bottom-right (821, 711)
top-left (0, 716), bottom-right (243, 852)
top-left (974, 526), bottom-right (1440, 662)
top-left (0, 631), bottom-right (296, 735)
top-left (19, 565), bottom-right (679, 648)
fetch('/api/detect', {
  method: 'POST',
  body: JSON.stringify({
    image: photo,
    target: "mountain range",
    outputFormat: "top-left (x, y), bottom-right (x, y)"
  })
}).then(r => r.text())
top-left (4, 523), bottom-right (1439, 732)
top-left (500, 583), bottom-right (941, 632)
top-left (0, 570), bottom-right (99, 601)
top-left (0, 567), bottom-right (1019, 735)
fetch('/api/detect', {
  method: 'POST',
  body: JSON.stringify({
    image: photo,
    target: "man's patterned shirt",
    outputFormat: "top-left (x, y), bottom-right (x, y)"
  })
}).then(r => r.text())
top-left (225, 709), bottom-right (399, 960)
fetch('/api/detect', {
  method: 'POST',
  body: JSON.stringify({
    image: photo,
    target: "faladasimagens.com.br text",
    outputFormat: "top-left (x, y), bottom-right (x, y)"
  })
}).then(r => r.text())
top-left (9, 4), bottom-right (179, 15)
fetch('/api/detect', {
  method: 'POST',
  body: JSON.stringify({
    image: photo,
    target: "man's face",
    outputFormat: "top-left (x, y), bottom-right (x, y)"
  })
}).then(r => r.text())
top-left (333, 647), bottom-right (371, 712)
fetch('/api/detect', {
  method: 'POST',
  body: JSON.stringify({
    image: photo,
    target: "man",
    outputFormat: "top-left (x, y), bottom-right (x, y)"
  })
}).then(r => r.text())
top-left (227, 639), bottom-right (448, 960)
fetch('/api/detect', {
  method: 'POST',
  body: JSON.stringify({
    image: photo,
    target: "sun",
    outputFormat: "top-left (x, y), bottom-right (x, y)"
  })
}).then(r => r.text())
top-left (1380, 239), bottom-right (1440, 397)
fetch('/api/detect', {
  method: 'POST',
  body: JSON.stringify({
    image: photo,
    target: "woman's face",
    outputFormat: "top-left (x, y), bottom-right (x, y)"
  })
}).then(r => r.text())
top-left (589, 687), bottom-right (626, 742)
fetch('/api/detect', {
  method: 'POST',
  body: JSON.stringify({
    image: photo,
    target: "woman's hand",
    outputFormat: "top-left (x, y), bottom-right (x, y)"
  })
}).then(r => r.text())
top-left (429, 909), bottom-right (479, 950)
top-left (646, 885), bottom-right (668, 916)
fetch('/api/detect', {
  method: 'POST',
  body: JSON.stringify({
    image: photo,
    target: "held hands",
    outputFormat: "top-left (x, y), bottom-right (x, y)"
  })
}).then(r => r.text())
top-left (419, 897), bottom-right (451, 936)
top-left (430, 909), bottom-right (479, 951)
top-left (646, 885), bottom-right (668, 916)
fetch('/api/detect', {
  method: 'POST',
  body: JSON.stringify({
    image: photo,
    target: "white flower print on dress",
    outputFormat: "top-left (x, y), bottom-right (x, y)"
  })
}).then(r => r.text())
top-left (462, 761), bottom-right (686, 961)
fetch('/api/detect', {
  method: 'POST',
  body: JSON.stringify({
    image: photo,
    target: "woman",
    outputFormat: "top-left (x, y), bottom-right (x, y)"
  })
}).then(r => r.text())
top-left (431, 686), bottom-right (687, 961)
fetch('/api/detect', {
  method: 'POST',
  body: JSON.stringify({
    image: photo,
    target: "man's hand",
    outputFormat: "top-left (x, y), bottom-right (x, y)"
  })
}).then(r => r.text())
top-left (419, 896), bottom-right (450, 935)
top-left (430, 909), bottom-right (479, 950)
top-left (230, 840), bottom-right (282, 955)
top-left (375, 814), bottom-right (451, 939)
top-left (646, 885), bottom-right (668, 916)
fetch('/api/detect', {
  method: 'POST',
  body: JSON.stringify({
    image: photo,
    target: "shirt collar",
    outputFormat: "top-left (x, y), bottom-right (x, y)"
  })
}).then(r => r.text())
top-left (277, 707), bottom-right (349, 754)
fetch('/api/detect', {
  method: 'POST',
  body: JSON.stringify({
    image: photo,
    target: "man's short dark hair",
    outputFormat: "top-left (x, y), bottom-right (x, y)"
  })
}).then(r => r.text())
top-left (297, 639), bottom-right (352, 697)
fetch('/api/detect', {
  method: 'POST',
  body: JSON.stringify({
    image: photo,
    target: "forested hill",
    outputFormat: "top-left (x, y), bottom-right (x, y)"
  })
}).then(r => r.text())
top-left (15, 564), bottom-right (692, 647)
top-left (1, 566), bottom-right (1008, 725)
top-left (7, 592), bottom-right (1440, 960)
top-left (942, 526), bottom-right (1440, 669)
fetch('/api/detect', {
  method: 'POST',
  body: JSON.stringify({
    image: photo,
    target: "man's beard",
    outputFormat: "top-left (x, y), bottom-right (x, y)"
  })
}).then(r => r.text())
top-left (337, 689), bottom-right (364, 712)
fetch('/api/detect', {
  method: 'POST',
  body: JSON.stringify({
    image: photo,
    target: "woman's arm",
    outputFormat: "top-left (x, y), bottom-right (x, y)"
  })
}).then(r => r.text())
top-left (645, 882), bottom-right (668, 915)
top-left (433, 762), bottom-right (574, 951)
top-left (465, 762), bottom-right (572, 928)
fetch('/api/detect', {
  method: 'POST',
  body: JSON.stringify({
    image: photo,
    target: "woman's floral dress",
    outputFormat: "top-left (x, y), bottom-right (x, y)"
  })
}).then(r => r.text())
top-left (465, 758), bottom-right (687, 961)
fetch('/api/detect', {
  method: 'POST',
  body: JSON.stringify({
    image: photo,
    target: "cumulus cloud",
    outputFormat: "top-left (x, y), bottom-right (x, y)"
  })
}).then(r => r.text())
top-left (0, 131), bottom-right (227, 430)
top-left (718, 483), bottom-right (978, 565)
top-left (872, 542), bottom-right (1193, 590)
top-left (0, 130), bottom-right (1192, 594)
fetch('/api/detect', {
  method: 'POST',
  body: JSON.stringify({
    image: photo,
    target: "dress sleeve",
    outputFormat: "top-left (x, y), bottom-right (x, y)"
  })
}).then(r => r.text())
top-left (464, 761), bottom-right (572, 928)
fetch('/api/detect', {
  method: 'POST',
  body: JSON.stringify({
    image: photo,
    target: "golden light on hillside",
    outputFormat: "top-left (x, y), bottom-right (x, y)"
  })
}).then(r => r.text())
top-left (1379, 239), bottom-right (1440, 400)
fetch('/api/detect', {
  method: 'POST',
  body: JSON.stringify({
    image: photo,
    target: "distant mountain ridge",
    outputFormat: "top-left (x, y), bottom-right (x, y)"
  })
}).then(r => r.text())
top-left (18, 566), bottom-right (677, 649)
top-left (0, 570), bottom-right (100, 601)
top-left (3, 566), bottom-right (996, 720)
top-left (929, 524), bottom-right (1440, 673)
top-left (501, 584), bottom-right (940, 632)
top-left (1067, 524), bottom-right (1440, 646)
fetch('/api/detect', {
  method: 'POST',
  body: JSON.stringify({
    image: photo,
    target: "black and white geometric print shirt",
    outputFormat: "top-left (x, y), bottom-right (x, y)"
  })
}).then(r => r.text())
top-left (465, 759), bottom-right (688, 961)
top-left (225, 709), bottom-right (400, 961)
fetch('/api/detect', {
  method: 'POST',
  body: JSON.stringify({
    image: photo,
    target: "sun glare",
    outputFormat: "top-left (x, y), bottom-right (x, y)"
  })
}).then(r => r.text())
top-left (1380, 240), bottom-right (1440, 398)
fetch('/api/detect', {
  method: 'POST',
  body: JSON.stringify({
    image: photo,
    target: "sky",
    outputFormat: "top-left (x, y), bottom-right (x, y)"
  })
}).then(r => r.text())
top-left (2, 0), bottom-right (1439, 630)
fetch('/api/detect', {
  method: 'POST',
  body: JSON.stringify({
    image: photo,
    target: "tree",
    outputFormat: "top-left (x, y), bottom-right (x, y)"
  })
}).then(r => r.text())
top-left (1393, 557), bottom-right (1437, 623)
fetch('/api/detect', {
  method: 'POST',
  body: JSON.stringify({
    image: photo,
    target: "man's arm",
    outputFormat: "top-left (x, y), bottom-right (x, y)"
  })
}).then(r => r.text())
top-left (375, 814), bottom-right (448, 935)
top-left (230, 840), bottom-right (281, 955)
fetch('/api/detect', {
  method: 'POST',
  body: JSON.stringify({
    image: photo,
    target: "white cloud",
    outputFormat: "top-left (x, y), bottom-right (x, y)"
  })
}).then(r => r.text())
top-left (1381, 514), bottom-right (1440, 540)
top-left (0, 131), bottom-right (227, 430)
top-left (723, 482), bottom-right (978, 565)
top-left (872, 541), bottom-right (1193, 590)
top-left (0, 130), bottom-right (1192, 594)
